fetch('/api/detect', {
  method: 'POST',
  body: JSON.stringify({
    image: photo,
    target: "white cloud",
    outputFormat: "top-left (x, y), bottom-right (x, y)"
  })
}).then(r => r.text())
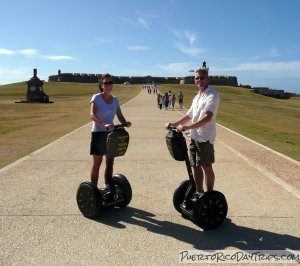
top-left (171, 29), bottom-right (205, 57)
top-left (185, 31), bottom-right (197, 45)
top-left (0, 47), bottom-right (74, 61)
top-left (127, 46), bottom-right (151, 51)
top-left (42, 55), bottom-right (75, 60)
top-left (18, 49), bottom-right (39, 56)
top-left (138, 17), bottom-right (149, 29)
top-left (158, 62), bottom-right (199, 76)
top-left (175, 43), bottom-right (206, 57)
top-left (0, 48), bottom-right (16, 55)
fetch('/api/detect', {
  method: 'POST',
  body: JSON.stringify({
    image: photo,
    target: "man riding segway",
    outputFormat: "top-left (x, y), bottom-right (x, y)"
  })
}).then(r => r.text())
top-left (165, 68), bottom-right (227, 229)
top-left (166, 68), bottom-right (220, 203)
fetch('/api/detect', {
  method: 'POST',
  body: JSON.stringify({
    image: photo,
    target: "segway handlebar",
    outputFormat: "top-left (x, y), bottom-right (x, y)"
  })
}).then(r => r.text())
top-left (106, 123), bottom-right (130, 131)
top-left (114, 123), bottom-right (129, 129)
top-left (166, 123), bottom-right (185, 131)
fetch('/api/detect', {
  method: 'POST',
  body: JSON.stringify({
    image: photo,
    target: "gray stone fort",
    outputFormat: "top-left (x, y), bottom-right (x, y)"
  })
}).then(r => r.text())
top-left (47, 62), bottom-right (293, 99)
top-left (48, 62), bottom-right (238, 87)
top-left (48, 72), bottom-right (238, 86)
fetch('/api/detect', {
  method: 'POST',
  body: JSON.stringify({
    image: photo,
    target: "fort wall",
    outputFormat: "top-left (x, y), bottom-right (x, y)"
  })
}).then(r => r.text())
top-left (48, 73), bottom-right (238, 86)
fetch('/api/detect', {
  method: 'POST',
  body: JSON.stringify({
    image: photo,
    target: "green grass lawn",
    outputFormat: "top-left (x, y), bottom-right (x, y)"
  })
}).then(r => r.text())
top-left (159, 84), bottom-right (300, 162)
top-left (0, 82), bottom-right (141, 168)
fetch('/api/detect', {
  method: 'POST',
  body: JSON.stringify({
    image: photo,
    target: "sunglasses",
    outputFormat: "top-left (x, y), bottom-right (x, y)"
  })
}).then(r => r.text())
top-left (103, 81), bottom-right (113, 85)
top-left (195, 76), bottom-right (206, 80)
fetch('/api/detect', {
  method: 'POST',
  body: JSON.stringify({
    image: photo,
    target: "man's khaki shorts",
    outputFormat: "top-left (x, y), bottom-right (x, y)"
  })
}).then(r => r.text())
top-left (189, 139), bottom-right (215, 167)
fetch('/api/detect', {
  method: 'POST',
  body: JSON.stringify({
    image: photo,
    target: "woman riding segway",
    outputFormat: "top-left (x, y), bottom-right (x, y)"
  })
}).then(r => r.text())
top-left (76, 73), bottom-right (132, 219)
top-left (90, 73), bottom-right (131, 190)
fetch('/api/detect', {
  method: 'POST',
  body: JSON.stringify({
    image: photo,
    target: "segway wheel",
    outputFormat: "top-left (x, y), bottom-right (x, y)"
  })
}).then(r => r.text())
top-left (111, 174), bottom-right (132, 208)
top-left (193, 190), bottom-right (228, 230)
top-left (76, 182), bottom-right (102, 219)
top-left (173, 180), bottom-right (191, 213)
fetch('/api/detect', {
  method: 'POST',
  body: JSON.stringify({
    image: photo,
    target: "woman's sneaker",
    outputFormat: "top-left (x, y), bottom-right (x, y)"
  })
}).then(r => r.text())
top-left (191, 192), bottom-right (204, 202)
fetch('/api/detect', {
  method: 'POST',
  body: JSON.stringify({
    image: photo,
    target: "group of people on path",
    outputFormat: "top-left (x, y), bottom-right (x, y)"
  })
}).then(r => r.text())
top-left (89, 68), bottom-right (220, 202)
top-left (156, 91), bottom-right (184, 110)
top-left (143, 84), bottom-right (157, 94)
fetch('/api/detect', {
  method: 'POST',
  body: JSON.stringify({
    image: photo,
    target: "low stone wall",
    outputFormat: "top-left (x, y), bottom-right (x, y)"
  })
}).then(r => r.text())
top-left (252, 87), bottom-right (291, 99)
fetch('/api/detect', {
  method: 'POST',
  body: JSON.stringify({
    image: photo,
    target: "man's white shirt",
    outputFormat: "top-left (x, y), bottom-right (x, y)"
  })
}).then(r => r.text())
top-left (186, 86), bottom-right (220, 144)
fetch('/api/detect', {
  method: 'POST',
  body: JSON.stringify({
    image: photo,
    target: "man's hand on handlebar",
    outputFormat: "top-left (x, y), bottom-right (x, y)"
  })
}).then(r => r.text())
top-left (176, 124), bottom-right (188, 132)
top-left (165, 122), bottom-right (188, 132)
top-left (165, 122), bottom-right (174, 130)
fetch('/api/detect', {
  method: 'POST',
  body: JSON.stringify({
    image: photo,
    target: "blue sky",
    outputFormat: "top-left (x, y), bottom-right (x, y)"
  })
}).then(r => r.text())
top-left (1, 0), bottom-right (300, 93)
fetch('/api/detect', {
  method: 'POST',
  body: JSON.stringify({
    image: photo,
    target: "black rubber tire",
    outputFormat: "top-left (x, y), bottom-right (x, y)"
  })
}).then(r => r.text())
top-left (111, 174), bottom-right (132, 208)
top-left (76, 182), bottom-right (102, 219)
top-left (173, 180), bottom-right (190, 213)
top-left (193, 190), bottom-right (228, 230)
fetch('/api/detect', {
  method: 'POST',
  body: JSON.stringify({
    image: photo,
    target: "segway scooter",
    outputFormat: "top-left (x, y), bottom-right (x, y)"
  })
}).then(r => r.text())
top-left (166, 125), bottom-right (228, 230)
top-left (76, 124), bottom-right (132, 219)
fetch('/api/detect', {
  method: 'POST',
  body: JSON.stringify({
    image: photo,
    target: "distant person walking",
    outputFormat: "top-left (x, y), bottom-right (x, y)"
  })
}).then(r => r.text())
top-left (164, 92), bottom-right (169, 110)
top-left (90, 73), bottom-right (131, 189)
top-left (166, 68), bottom-right (220, 201)
top-left (171, 94), bottom-right (176, 110)
top-left (168, 91), bottom-right (173, 109)
top-left (158, 94), bottom-right (163, 110)
top-left (157, 93), bottom-right (161, 108)
top-left (178, 91), bottom-right (184, 108)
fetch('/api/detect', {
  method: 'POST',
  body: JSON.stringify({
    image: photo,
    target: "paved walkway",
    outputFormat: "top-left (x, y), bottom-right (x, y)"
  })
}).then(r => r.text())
top-left (1, 89), bottom-right (299, 265)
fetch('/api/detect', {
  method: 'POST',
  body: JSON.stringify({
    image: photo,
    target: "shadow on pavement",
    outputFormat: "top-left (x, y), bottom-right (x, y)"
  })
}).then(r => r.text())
top-left (94, 207), bottom-right (300, 251)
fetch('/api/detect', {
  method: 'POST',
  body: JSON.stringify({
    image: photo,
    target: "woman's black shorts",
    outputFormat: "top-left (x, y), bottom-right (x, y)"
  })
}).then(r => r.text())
top-left (90, 132), bottom-right (109, 155)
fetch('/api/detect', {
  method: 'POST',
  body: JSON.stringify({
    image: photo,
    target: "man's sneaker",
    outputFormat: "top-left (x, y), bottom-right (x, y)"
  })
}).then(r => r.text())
top-left (191, 192), bottom-right (204, 202)
top-left (100, 188), bottom-right (111, 200)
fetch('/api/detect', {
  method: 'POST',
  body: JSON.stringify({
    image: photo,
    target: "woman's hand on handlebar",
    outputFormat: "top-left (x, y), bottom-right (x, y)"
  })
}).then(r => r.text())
top-left (106, 122), bottom-right (131, 131)
top-left (105, 124), bottom-right (115, 131)
top-left (124, 121), bottom-right (132, 128)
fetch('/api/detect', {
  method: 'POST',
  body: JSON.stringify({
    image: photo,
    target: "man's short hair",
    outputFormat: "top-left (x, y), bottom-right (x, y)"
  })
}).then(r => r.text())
top-left (195, 68), bottom-right (208, 76)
